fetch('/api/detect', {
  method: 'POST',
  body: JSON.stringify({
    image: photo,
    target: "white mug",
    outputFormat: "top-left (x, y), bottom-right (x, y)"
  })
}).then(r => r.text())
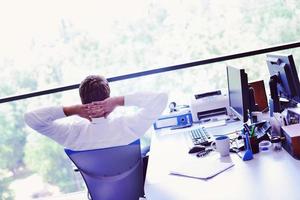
top-left (211, 135), bottom-right (230, 157)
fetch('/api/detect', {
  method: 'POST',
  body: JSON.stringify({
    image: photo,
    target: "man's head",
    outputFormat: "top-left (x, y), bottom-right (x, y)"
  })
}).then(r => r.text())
top-left (79, 75), bottom-right (110, 104)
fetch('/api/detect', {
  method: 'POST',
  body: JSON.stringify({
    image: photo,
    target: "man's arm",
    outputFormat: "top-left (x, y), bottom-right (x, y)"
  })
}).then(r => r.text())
top-left (86, 92), bottom-right (168, 139)
top-left (121, 92), bottom-right (168, 137)
top-left (24, 105), bottom-right (88, 147)
top-left (24, 98), bottom-right (122, 134)
top-left (63, 104), bottom-right (93, 120)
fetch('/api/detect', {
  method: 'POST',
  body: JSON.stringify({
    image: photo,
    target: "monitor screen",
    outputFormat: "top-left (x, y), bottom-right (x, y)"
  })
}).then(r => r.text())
top-left (267, 54), bottom-right (300, 103)
top-left (227, 66), bottom-right (249, 123)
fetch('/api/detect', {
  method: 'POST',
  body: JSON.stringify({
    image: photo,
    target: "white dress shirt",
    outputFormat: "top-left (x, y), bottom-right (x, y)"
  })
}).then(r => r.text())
top-left (24, 92), bottom-right (168, 150)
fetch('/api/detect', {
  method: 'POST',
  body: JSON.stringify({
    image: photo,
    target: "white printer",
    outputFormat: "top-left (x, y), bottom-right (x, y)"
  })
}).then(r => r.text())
top-left (190, 90), bottom-right (230, 123)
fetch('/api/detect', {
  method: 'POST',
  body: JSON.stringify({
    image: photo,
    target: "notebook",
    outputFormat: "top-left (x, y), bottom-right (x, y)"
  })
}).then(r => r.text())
top-left (169, 154), bottom-right (234, 180)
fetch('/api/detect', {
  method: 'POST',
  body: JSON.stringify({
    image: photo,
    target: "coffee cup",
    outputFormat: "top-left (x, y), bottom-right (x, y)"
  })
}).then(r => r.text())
top-left (211, 135), bottom-right (230, 157)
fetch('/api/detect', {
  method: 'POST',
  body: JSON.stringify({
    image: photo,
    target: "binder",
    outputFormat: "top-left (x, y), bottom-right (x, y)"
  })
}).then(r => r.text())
top-left (153, 110), bottom-right (193, 130)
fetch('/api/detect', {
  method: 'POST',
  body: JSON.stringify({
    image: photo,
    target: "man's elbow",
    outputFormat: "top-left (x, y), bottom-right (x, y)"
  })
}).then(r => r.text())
top-left (24, 111), bottom-right (38, 130)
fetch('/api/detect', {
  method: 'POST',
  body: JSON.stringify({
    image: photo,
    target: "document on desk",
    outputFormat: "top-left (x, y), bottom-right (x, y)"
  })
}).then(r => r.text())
top-left (169, 154), bottom-right (234, 180)
top-left (201, 119), bottom-right (226, 129)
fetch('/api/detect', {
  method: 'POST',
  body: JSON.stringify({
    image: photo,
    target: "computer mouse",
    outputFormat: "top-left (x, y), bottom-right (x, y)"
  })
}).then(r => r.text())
top-left (188, 145), bottom-right (206, 154)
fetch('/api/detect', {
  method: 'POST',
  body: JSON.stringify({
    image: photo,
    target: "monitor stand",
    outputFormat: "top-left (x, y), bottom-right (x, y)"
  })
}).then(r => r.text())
top-left (269, 75), bottom-right (297, 116)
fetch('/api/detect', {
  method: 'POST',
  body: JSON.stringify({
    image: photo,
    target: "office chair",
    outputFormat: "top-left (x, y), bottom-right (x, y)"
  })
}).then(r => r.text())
top-left (65, 140), bottom-right (144, 200)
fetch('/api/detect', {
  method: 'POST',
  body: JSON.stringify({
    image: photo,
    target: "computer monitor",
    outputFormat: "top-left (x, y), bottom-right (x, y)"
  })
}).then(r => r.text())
top-left (226, 66), bottom-right (250, 123)
top-left (267, 54), bottom-right (300, 112)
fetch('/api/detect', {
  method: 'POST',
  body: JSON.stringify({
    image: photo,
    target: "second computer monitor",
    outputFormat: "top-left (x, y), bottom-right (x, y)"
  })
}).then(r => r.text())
top-left (267, 54), bottom-right (300, 103)
top-left (226, 66), bottom-right (250, 123)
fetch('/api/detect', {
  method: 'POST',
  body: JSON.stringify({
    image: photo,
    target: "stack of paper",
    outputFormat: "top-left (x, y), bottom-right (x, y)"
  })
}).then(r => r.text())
top-left (170, 155), bottom-right (234, 180)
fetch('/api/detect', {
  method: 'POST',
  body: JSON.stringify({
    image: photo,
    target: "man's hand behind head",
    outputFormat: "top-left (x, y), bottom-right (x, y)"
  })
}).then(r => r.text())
top-left (63, 104), bottom-right (93, 121)
top-left (90, 96), bottom-right (124, 118)
top-left (63, 96), bottom-right (124, 120)
top-left (87, 103), bottom-right (106, 118)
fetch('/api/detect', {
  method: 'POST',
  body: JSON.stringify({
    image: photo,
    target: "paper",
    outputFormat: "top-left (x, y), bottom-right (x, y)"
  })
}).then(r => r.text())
top-left (202, 119), bottom-right (226, 129)
top-left (169, 155), bottom-right (234, 180)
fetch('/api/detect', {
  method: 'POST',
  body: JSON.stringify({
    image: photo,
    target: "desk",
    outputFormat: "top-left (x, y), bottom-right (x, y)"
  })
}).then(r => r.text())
top-left (144, 122), bottom-right (300, 200)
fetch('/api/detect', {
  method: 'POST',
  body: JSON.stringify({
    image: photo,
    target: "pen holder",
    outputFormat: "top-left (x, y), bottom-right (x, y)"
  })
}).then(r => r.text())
top-left (244, 136), bottom-right (259, 154)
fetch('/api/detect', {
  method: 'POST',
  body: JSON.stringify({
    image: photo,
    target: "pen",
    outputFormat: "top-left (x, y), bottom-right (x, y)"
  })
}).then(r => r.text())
top-left (243, 124), bottom-right (251, 134)
top-left (250, 126), bottom-right (255, 137)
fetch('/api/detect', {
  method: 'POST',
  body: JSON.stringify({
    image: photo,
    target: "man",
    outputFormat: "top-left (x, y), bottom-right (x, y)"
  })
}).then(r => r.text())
top-left (24, 75), bottom-right (168, 150)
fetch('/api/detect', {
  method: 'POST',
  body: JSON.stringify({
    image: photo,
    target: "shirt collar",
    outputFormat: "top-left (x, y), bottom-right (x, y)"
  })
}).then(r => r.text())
top-left (91, 117), bottom-right (106, 124)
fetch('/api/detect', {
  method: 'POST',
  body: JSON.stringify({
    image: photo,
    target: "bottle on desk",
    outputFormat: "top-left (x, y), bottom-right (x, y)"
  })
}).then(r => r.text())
top-left (269, 113), bottom-right (284, 137)
top-left (271, 136), bottom-right (282, 151)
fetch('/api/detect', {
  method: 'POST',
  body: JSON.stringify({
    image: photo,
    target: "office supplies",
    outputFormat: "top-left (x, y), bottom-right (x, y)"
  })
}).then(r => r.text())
top-left (168, 102), bottom-right (189, 113)
top-left (242, 121), bottom-right (270, 154)
top-left (210, 135), bottom-right (230, 157)
top-left (227, 133), bottom-right (245, 152)
top-left (286, 107), bottom-right (300, 125)
top-left (189, 126), bottom-right (213, 146)
top-left (201, 119), bottom-right (227, 128)
top-left (249, 135), bottom-right (259, 154)
top-left (169, 102), bottom-right (177, 112)
top-left (271, 136), bottom-right (282, 151)
top-left (153, 109), bottom-right (193, 130)
top-left (170, 123), bottom-right (192, 130)
top-left (259, 140), bottom-right (272, 152)
top-left (281, 124), bottom-right (300, 159)
top-left (244, 120), bottom-right (272, 143)
top-left (250, 126), bottom-right (255, 137)
top-left (242, 127), bottom-right (254, 161)
top-left (269, 112), bottom-right (285, 136)
top-left (188, 145), bottom-right (205, 154)
top-left (169, 154), bottom-right (234, 180)
top-left (255, 120), bottom-right (272, 136)
top-left (204, 120), bottom-right (243, 137)
top-left (190, 90), bottom-right (229, 123)
top-left (196, 149), bottom-right (213, 157)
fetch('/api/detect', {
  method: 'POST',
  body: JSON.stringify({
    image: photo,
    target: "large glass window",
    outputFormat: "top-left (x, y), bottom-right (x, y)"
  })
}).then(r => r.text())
top-left (1, 1), bottom-right (300, 96)
top-left (1, 0), bottom-right (300, 199)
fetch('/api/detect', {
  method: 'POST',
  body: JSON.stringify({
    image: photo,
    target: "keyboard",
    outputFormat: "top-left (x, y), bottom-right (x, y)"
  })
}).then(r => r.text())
top-left (189, 127), bottom-right (213, 146)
